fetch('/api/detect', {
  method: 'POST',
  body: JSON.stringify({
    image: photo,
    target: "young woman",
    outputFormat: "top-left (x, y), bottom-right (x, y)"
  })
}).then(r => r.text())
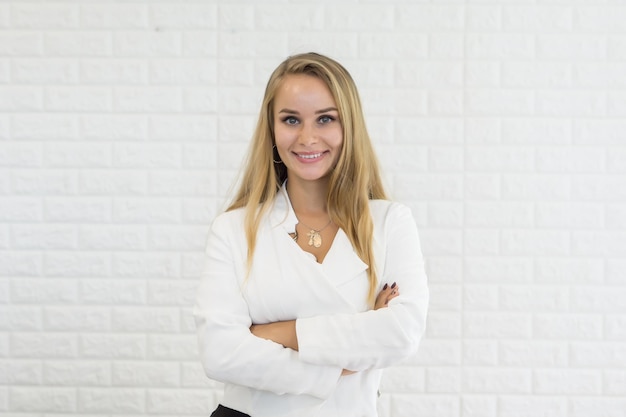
top-left (194, 52), bottom-right (429, 417)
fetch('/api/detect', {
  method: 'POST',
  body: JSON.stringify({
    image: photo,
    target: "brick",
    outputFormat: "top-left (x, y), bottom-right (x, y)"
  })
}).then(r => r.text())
top-left (181, 361), bottom-right (217, 388)
top-left (12, 224), bottom-right (77, 249)
top-left (413, 340), bottom-right (461, 366)
top-left (80, 225), bottom-right (145, 250)
top-left (80, 334), bottom-right (145, 359)
top-left (574, 6), bottom-right (626, 32)
top-left (112, 361), bottom-right (179, 387)
top-left (570, 397), bottom-right (626, 417)
top-left (465, 257), bottom-right (532, 283)
top-left (396, 5), bottom-right (464, 31)
top-left (499, 396), bottom-right (567, 417)
top-left (150, 4), bottom-right (217, 29)
top-left (81, 279), bottom-right (146, 305)
top-left (381, 366), bottom-right (425, 393)
top-left (256, 5), bottom-right (324, 31)
top-left (289, 34), bottom-right (358, 59)
top-left (147, 334), bottom-right (197, 360)
top-left (464, 285), bottom-right (499, 311)
top-left (0, 359), bottom-right (41, 385)
top-left (397, 61), bottom-right (462, 88)
top-left (395, 174), bottom-right (463, 201)
top-left (80, 4), bottom-right (148, 29)
top-left (114, 86), bottom-right (182, 112)
top-left (535, 369), bottom-right (602, 394)
top-left (113, 31), bottom-right (181, 57)
top-left (44, 32), bottom-right (111, 56)
top-left (79, 388), bottom-right (144, 413)
top-left (0, 197), bottom-right (42, 221)
top-left (0, 252), bottom-right (41, 277)
top-left (534, 314), bottom-right (603, 340)
top-left (112, 252), bottom-right (179, 279)
top-left (464, 230), bottom-right (500, 255)
top-left (44, 142), bottom-right (111, 168)
top-left (571, 287), bottom-right (626, 313)
top-left (465, 174), bottom-right (500, 200)
top-left (607, 204), bottom-right (626, 228)
top-left (425, 312), bottom-right (461, 338)
top-left (570, 342), bottom-right (626, 367)
top-left (463, 369), bottom-right (531, 394)
top-left (500, 286), bottom-right (569, 312)
top-left (80, 59), bottom-right (147, 84)
top-left (147, 389), bottom-right (213, 414)
top-left (572, 231), bottom-right (626, 256)
top-left (112, 307), bottom-right (179, 332)
top-left (182, 86), bottom-right (219, 113)
top-left (466, 202), bottom-right (533, 227)
top-left (425, 257), bottom-right (462, 284)
top-left (44, 251), bottom-right (110, 277)
top-left (44, 197), bottom-right (111, 223)
top-left (535, 258), bottom-right (604, 285)
top-left (219, 32), bottom-right (287, 59)
top-left (325, 5), bottom-right (393, 30)
top-left (467, 6), bottom-right (500, 30)
top-left (378, 145), bottom-right (427, 173)
top-left (574, 119), bottom-right (626, 144)
top-left (81, 114), bottom-right (147, 141)
top-left (536, 146), bottom-right (605, 173)
top-left (418, 229), bottom-right (463, 256)
top-left (0, 306), bottom-right (41, 331)
top-left (219, 4), bottom-right (254, 31)
top-left (463, 340), bottom-right (498, 366)
top-left (536, 202), bottom-right (604, 229)
top-left (499, 341), bottom-right (568, 367)
top-left (391, 395), bottom-right (459, 417)
top-left (13, 114), bottom-right (79, 140)
top-left (430, 34), bottom-right (464, 59)
top-left (466, 62), bottom-right (500, 87)
top-left (464, 313), bottom-right (532, 338)
top-left (0, 32), bottom-right (41, 55)
top-left (12, 4), bottom-right (79, 29)
top-left (571, 174), bottom-right (626, 201)
top-left (183, 143), bottom-right (218, 170)
top-left (44, 361), bottom-right (110, 386)
top-left (12, 58), bottom-right (78, 84)
top-left (501, 230), bottom-right (570, 256)
top-left (502, 6), bottom-right (572, 32)
top-left (427, 202), bottom-right (463, 227)
top-left (10, 387), bottom-right (76, 412)
top-left (426, 368), bottom-right (461, 393)
top-left (79, 170), bottom-right (147, 195)
top-left (466, 119), bottom-right (500, 144)
top-left (429, 91), bottom-right (463, 116)
top-left (360, 34), bottom-right (428, 59)
top-left (13, 170), bottom-right (77, 195)
top-left (148, 279), bottom-right (197, 305)
top-left (43, 306), bottom-right (110, 331)
top-left (12, 333), bottom-right (78, 358)
top-left (605, 370), bottom-right (626, 394)
top-left (466, 34), bottom-right (534, 59)
top-left (502, 174), bottom-right (570, 201)
top-left (182, 31), bottom-right (217, 57)
top-left (607, 259), bottom-right (626, 285)
top-left (149, 58), bottom-right (216, 85)
top-left (113, 142), bottom-right (180, 168)
top-left (609, 91), bottom-right (626, 116)
top-left (113, 197), bottom-right (180, 223)
top-left (466, 90), bottom-right (534, 116)
top-left (502, 62), bottom-right (571, 88)
top-left (537, 35), bottom-right (606, 60)
top-left (11, 278), bottom-right (78, 304)
top-left (462, 395), bottom-right (497, 417)
top-left (150, 115), bottom-right (216, 141)
top-left (536, 90), bottom-right (606, 117)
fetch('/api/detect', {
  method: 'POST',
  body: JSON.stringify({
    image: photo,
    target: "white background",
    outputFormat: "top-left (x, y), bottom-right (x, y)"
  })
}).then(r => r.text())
top-left (1, 0), bottom-right (625, 416)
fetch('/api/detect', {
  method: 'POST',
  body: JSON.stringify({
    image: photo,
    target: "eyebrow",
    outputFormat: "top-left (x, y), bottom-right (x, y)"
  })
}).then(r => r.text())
top-left (278, 107), bottom-right (338, 114)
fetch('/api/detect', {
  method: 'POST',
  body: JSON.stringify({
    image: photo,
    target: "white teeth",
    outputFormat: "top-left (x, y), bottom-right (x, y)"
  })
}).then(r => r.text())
top-left (299, 152), bottom-right (323, 159)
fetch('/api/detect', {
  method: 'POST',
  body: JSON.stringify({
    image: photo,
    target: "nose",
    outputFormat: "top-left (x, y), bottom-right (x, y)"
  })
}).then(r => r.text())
top-left (297, 122), bottom-right (317, 146)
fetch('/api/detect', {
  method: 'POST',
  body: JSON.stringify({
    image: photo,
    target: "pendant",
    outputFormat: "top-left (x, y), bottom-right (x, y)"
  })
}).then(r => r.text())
top-left (307, 230), bottom-right (322, 248)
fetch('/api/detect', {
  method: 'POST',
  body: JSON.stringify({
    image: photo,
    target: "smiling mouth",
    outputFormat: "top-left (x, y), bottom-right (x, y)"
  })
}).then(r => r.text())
top-left (296, 152), bottom-right (325, 159)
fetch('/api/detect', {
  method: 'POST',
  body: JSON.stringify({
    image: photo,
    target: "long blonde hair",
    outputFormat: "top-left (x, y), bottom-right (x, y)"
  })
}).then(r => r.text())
top-left (227, 52), bottom-right (388, 305)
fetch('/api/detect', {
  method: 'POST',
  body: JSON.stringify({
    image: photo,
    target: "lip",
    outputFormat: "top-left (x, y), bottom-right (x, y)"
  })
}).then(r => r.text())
top-left (293, 151), bottom-right (328, 163)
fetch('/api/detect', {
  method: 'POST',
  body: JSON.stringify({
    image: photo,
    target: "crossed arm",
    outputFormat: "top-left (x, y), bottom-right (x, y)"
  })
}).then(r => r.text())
top-left (249, 282), bottom-right (400, 375)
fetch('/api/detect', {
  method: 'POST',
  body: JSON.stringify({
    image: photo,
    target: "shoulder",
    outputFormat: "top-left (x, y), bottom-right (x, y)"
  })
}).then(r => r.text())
top-left (209, 207), bottom-right (246, 236)
top-left (369, 199), bottom-right (414, 224)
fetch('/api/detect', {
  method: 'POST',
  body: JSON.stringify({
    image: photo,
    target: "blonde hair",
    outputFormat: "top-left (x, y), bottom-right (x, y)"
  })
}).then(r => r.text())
top-left (227, 52), bottom-right (388, 305)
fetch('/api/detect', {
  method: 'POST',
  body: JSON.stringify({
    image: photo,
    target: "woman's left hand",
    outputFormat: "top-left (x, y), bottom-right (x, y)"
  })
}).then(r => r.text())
top-left (374, 282), bottom-right (399, 310)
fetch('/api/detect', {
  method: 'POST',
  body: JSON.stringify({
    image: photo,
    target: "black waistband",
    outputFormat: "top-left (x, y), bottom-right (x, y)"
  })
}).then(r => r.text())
top-left (210, 404), bottom-right (251, 417)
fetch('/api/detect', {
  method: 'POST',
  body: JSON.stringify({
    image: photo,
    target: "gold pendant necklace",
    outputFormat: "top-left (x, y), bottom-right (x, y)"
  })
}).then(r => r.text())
top-left (293, 218), bottom-right (332, 248)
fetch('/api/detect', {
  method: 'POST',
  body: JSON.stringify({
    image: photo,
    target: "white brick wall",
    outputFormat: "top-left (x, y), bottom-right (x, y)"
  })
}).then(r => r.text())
top-left (0, 1), bottom-right (624, 416)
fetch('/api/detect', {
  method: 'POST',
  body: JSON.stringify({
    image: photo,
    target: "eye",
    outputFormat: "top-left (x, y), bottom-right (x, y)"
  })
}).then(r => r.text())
top-left (282, 116), bottom-right (299, 125)
top-left (318, 115), bottom-right (335, 124)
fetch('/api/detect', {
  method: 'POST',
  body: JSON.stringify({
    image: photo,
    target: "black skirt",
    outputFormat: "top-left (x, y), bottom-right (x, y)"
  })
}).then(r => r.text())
top-left (210, 404), bottom-right (251, 417)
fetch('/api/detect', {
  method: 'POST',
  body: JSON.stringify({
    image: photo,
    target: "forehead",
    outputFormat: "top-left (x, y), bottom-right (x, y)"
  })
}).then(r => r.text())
top-left (274, 74), bottom-right (336, 107)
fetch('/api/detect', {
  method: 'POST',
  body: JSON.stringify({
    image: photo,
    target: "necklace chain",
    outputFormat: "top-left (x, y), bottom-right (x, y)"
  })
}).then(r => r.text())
top-left (292, 218), bottom-right (332, 248)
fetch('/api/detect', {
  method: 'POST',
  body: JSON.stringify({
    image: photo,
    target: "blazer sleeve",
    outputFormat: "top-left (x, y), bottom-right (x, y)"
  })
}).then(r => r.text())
top-left (193, 213), bottom-right (342, 399)
top-left (295, 203), bottom-right (429, 371)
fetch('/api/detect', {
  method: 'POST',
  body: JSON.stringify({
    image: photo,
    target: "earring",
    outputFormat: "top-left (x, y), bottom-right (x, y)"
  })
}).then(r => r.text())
top-left (272, 145), bottom-right (283, 164)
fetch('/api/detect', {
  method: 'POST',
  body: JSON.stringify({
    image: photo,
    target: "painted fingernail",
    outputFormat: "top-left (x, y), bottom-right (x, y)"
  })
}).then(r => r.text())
top-left (383, 283), bottom-right (388, 290)
top-left (391, 282), bottom-right (397, 289)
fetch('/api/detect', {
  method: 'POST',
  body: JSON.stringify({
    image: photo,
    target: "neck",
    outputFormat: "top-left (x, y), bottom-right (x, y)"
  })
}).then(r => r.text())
top-left (286, 177), bottom-right (329, 216)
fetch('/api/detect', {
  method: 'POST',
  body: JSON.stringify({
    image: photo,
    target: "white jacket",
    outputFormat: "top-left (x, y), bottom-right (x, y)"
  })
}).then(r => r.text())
top-left (194, 185), bottom-right (429, 417)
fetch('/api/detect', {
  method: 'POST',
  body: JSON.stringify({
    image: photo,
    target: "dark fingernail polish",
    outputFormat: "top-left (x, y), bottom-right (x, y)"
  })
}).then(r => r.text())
top-left (383, 283), bottom-right (388, 290)
top-left (391, 282), bottom-right (396, 289)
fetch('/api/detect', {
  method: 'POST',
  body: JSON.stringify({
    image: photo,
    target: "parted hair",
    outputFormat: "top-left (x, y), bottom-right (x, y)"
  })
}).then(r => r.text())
top-left (227, 52), bottom-right (388, 305)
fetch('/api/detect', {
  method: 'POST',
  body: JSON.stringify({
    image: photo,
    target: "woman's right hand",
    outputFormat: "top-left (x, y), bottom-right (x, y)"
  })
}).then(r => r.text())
top-left (374, 282), bottom-right (399, 310)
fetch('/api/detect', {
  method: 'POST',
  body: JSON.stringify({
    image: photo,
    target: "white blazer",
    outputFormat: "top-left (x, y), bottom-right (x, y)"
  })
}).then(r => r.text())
top-left (194, 185), bottom-right (429, 417)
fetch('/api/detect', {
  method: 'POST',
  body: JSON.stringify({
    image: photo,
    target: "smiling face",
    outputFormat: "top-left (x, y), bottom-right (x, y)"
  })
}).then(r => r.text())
top-left (273, 74), bottom-right (343, 187)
